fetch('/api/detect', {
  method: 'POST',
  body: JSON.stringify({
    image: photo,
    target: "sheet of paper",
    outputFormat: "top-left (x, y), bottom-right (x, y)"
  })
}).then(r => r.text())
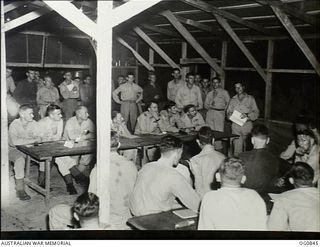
top-left (64, 140), bottom-right (74, 148)
top-left (229, 110), bottom-right (247, 127)
top-left (268, 193), bottom-right (282, 202)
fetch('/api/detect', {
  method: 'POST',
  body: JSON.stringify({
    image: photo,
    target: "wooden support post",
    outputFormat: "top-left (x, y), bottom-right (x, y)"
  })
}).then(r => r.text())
top-left (96, 0), bottom-right (112, 226)
top-left (271, 5), bottom-right (320, 76)
top-left (162, 10), bottom-right (223, 75)
top-left (134, 26), bottom-right (180, 68)
top-left (149, 48), bottom-right (154, 64)
top-left (181, 42), bottom-right (188, 81)
top-left (214, 14), bottom-right (268, 82)
top-left (1, 0), bottom-right (10, 208)
top-left (220, 41), bottom-right (227, 88)
top-left (117, 37), bottom-right (155, 71)
top-left (265, 40), bottom-right (274, 120)
top-left (135, 42), bottom-right (139, 83)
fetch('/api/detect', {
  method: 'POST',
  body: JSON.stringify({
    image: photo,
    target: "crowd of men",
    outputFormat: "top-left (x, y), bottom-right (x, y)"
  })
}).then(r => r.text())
top-left (6, 67), bottom-right (319, 232)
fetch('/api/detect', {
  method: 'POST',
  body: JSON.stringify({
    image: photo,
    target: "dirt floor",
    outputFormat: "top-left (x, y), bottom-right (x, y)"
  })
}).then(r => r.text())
top-left (1, 163), bottom-right (86, 231)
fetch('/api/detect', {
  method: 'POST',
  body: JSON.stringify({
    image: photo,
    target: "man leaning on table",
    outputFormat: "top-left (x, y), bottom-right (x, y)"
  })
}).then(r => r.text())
top-left (8, 105), bottom-right (41, 200)
top-left (129, 135), bottom-right (201, 216)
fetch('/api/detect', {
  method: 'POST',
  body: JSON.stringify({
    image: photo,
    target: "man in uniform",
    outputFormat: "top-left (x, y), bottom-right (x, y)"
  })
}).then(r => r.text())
top-left (167, 68), bottom-right (184, 102)
top-left (143, 73), bottom-right (165, 110)
top-left (179, 104), bottom-right (205, 132)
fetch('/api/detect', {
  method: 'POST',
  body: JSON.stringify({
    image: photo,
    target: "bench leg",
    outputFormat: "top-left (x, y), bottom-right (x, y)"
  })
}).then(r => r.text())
top-left (45, 159), bottom-right (51, 207)
top-left (25, 155), bottom-right (31, 178)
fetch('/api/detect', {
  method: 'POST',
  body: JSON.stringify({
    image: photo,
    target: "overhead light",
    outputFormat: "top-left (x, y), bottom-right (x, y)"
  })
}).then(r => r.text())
top-left (23, 4), bottom-right (27, 7)
top-left (6, 18), bottom-right (11, 22)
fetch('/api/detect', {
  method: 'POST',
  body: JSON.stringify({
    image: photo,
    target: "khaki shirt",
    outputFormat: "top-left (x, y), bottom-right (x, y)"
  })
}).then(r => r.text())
top-left (59, 80), bottom-right (80, 100)
top-left (8, 119), bottom-right (40, 147)
top-left (175, 85), bottom-right (203, 110)
top-left (134, 111), bottom-right (166, 135)
top-left (227, 93), bottom-right (259, 121)
top-left (37, 117), bottom-right (63, 142)
top-left (205, 88), bottom-right (230, 110)
top-left (36, 86), bottom-right (60, 106)
top-left (179, 112), bottom-right (205, 131)
top-left (167, 79), bottom-right (184, 102)
top-left (112, 82), bottom-right (143, 104)
top-left (159, 110), bottom-right (181, 133)
top-left (63, 116), bottom-right (95, 140)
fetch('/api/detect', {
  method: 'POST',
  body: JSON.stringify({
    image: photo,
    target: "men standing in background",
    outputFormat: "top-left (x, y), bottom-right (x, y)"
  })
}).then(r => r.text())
top-left (112, 72), bottom-right (143, 132)
top-left (143, 73), bottom-right (164, 110)
top-left (13, 69), bottom-right (39, 120)
top-left (199, 76), bottom-right (211, 120)
top-left (175, 73), bottom-right (203, 111)
top-left (167, 68), bottom-right (184, 102)
top-left (80, 75), bottom-right (95, 117)
top-left (6, 67), bottom-right (16, 95)
top-left (59, 71), bottom-right (80, 121)
top-left (227, 82), bottom-right (259, 156)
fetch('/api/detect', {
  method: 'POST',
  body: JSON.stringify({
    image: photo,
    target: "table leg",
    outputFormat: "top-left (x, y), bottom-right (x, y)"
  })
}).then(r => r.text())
top-left (45, 159), bottom-right (51, 207)
top-left (25, 155), bottom-right (31, 178)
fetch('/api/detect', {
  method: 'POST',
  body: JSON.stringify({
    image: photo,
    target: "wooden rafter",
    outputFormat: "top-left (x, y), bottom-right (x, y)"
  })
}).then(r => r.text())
top-left (162, 10), bottom-right (223, 75)
top-left (256, 0), bottom-right (320, 28)
top-left (117, 36), bottom-right (155, 71)
top-left (180, 0), bottom-right (274, 36)
top-left (271, 5), bottom-right (320, 76)
top-left (265, 40), bottom-right (274, 119)
top-left (214, 14), bottom-right (267, 82)
top-left (4, 1), bottom-right (31, 13)
top-left (134, 26), bottom-right (180, 68)
top-left (140, 23), bottom-right (180, 38)
top-left (3, 7), bottom-right (52, 32)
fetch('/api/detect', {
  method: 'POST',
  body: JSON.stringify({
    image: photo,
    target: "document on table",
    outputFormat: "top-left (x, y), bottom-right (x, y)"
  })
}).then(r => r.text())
top-left (229, 110), bottom-right (247, 126)
top-left (173, 209), bottom-right (198, 219)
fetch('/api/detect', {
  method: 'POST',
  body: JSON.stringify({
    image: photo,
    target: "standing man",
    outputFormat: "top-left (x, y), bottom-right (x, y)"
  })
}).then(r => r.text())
top-left (199, 76), bottom-right (212, 119)
top-left (80, 75), bottom-right (95, 117)
top-left (59, 71), bottom-right (80, 121)
top-left (6, 67), bottom-right (16, 95)
top-left (8, 105), bottom-right (41, 200)
top-left (194, 73), bottom-right (202, 87)
top-left (13, 69), bottom-right (39, 120)
top-left (227, 82), bottom-right (259, 156)
top-left (175, 73), bottom-right (203, 111)
top-left (112, 72), bottom-right (143, 132)
top-left (143, 73), bottom-right (164, 110)
top-left (167, 68), bottom-right (184, 102)
top-left (6, 67), bottom-right (19, 121)
top-left (205, 77), bottom-right (230, 150)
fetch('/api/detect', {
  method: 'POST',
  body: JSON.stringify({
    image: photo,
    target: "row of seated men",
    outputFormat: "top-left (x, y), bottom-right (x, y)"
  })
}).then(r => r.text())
top-left (6, 67), bottom-right (94, 121)
top-left (112, 69), bottom-right (259, 156)
top-left (49, 123), bottom-right (319, 231)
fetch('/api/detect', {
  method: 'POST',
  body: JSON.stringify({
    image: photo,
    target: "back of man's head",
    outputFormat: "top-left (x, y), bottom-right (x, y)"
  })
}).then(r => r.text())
top-left (197, 126), bottom-right (214, 146)
top-left (160, 135), bottom-right (183, 155)
top-left (251, 124), bottom-right (269, 148)
top-left (219, 158), bottom-right (245, 185)
top-left (111, 130), bottom-right (120, 150)
top-left (73, 192), bottom-right (99, 222)
top-left (46, 104), bottom-right (61, 116)
top-left (290, 162), bottom-right (314, 187)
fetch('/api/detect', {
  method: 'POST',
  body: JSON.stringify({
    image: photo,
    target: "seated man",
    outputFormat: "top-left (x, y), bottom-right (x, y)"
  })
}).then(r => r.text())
top-left (64, 106), bottom-right (95, 183)
top-left (8, 105), bottom-right (41, 200)
top-left (49, 192), bottom-right (113, 230)
top-left (179, 104), bottom-right (205, 132)
top-left (198, 157), bottom-right (267, 230)
top-left (268, 162), bottom-right (320, 232)
top-left (159, 101), bottom-right (181, 133)
top-left (88, 131), bottom-right (138, 229)
top-left (129, 135), bottom-right (201, 216)
top-left (239, 124), bottom-right (280, 193)
top-left (190, 127), bottom-right (225, 198)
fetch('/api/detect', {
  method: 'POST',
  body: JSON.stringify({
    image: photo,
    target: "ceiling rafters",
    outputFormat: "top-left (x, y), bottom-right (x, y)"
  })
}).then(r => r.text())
top-left (140, 23), bottom-right (180, 38)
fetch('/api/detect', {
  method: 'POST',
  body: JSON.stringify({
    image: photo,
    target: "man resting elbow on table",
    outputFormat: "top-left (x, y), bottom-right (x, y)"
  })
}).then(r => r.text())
top-left (129, 135), bottom-right (201, 216)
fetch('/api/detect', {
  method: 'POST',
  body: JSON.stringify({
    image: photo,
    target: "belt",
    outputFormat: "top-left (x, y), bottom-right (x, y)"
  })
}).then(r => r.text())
top-left (122, 100), bottom-right (136, 103)
top-left (212, 108), bottom-right (225, 111)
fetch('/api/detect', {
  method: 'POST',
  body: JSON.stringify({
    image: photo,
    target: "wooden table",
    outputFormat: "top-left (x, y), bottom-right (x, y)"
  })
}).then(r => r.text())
top-left (16, 131), bottom-right (238, 205)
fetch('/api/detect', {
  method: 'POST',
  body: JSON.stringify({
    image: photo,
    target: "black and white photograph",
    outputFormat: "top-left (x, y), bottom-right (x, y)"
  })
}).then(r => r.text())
top-left (1, 0), bottom-right (319, 240)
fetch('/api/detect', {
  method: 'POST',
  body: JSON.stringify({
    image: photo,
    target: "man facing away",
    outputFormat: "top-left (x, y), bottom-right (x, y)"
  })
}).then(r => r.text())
top-left (239, 124), bottom-right (280, 193)
top-left (129, 135), bottom-right (201, 216)
top-left (190, 127), bottom-right (226, 198)
top-left (198, 157), bottom-right (267, 230)
top-left (8, 105), bottom-right (41, 200)
top-left (175, 72), bottom-right (203, 111)
top-left (167, 68), bottom-right (184, 102)
top-left (112, 72), bottom-right (143, 132)
top-left (268, 162), bottom-right (320, 232)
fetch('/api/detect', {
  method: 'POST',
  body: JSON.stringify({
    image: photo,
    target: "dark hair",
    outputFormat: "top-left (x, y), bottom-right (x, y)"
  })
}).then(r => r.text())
top-left (184, 104), bottom-right (195, 113)
top-left (46, 104), bottom-right (61, 116)
top-left (111, 111), bottom-right (119, 120)
top-left (73, 192), bottom-right (99, 220)
top-left (219, 157), bottom-right (245, 181)
top-left (126, 72), bottom-right (135, 77)
top-left (146, 101), bottom-right (158, 109)
top-left (160, 135), bottom-right (183, 154)
top-left (212, 77), bottom-right (221, 82)
top-left (296, 129), bottom-right (316, 141)
top-left (290, 162), bottom-right (314, 186)
top-left (198, 126), bottom-right (214, 145)
top-left (164, 101), bottom-right (176, 111)
top-left (117, 75), bottom-right (124, 79)
top-left (111, 130), bottom-right (120, 149)
top-left (19, 104), bottom-right (33, 112)
top-left (251, 124), bottom-right (269, 139)
top-left (186, 72), bottom-right (195, 78)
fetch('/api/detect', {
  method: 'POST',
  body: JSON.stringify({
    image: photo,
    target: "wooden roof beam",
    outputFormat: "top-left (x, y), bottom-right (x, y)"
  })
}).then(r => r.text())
top-left (271, 5), bottom-right (320, 76)
top-left (134, 26), bottom-right (180, 68)
top-left (162, 10), bottom-right (223, 75)
top-left (214, 14), bottom-right (268, 82)
top-left (180, 0), bottom-right (275, 36)
top-left (140, 23), bottom-right (180, 38)
top-left (4, 1), bottom-right (32, 13)
top-left (3, 7), bottom-right (52, 32)
top-left (256, 0), bottom-right (320, 28)
top-left (116, 36), bottom-right (155, 71)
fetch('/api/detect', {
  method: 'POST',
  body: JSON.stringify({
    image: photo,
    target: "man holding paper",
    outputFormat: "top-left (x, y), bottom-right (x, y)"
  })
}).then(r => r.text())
top-left (227, 83), bottom-right (259, 156)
